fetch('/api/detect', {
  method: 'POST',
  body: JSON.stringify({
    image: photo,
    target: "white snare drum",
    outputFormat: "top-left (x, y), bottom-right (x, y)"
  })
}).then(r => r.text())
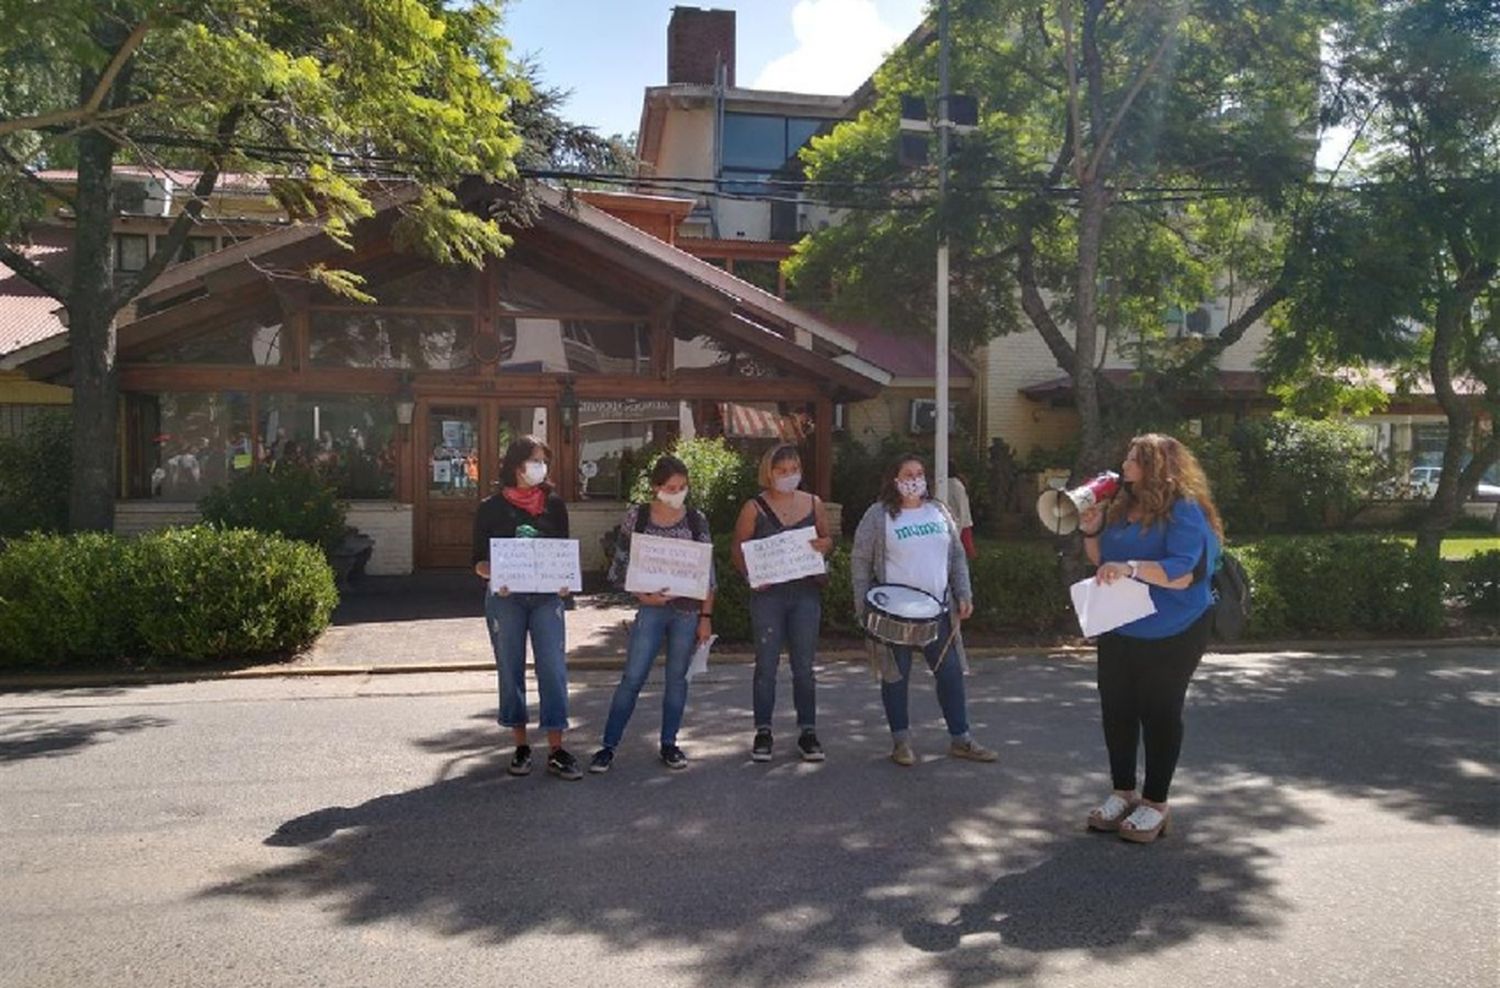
top-left (863, 584), bottom-right (943, 646)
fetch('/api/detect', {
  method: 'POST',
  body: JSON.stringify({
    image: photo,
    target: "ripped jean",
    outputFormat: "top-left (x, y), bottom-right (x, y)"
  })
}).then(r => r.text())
top-left (484, 591), bottom-right (569, 731)
top-left (750, 582), bottom-right (820, 729)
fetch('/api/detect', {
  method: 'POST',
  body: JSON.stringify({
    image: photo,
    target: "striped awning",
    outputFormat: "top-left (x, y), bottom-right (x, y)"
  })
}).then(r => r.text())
top-left (720, 402), bottom-right (811, 441)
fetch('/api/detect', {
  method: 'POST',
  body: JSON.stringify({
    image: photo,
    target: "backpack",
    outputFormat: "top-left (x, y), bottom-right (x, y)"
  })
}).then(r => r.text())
top-left (1209, 551), bottom-right (1252, 641)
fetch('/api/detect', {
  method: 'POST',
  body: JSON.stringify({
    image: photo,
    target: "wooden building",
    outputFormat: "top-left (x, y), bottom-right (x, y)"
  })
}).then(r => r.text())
top-left (6, 181), bottom-right (884, 573)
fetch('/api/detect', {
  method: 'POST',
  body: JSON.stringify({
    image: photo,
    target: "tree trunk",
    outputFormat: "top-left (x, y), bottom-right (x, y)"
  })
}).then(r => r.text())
top-left (66, 125), bottom-right (120, 532)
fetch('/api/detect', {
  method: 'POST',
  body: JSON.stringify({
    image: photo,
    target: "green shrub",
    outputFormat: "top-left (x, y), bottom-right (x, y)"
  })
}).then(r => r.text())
top-left (629, 437), bottom-right (758, 534)
top-left (0, 527), bottom-right (337, 668)
top-left (967, 542), bottom-right (1074, 633)
top-left (199, 464), bottom-right (347, 553)
top-left (1455, 550), bottom-right (1500, 616)
top-left (0, 532), bottom-right (141, 667)
top-left (1238, 535), bottom-right (1444, 637)
top-left (0, 411), bottom-right (71, 537)
top-left (1227, 418), bottom-right (1382, 533)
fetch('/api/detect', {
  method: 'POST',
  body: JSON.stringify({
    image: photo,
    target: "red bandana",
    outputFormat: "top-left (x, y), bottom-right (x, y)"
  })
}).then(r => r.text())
top-left (502, 485), bottom-right (547, 517)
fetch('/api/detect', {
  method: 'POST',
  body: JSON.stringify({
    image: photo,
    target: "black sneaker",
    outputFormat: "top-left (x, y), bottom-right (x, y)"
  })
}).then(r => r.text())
top-left (508, 743), bottom-right (533, 776)
top-left (589, 747), bottom-right (615, 774)
top-left (797, 730), bottom-right (825, 762)
top-left (660, 744), bottom-right (688, 770)
top-left (751, 728), bottom-right (773, 762)
top-left (547, 747), bottom-right (583, 781)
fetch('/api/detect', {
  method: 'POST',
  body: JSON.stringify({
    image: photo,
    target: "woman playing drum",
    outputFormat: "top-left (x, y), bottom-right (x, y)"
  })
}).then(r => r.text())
top-left (850, 453), bottom-right (998, 767)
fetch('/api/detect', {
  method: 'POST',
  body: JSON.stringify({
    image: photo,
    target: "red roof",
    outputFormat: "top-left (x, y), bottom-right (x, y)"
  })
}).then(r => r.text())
top-left (831, 321), bottom-right (973, 383)
top-left (0, 234), bottom-right (69, 359)
top-left (36, 167), bottom-right (273, 195)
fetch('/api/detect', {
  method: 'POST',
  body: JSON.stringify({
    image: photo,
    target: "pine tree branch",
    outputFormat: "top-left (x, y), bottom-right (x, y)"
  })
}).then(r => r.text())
top-left (0, 240), bottom-right (67, 302)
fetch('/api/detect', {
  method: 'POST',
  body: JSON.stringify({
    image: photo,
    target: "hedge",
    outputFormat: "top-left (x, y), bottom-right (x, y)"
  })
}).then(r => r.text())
top-left (706, 537), bottom-right (1071, 642)
top-left (1235, 535), bottom-right (1445, 638)
top-left (1454, 550), bottom-right (1500, 617)
top-left (0, 526), bottom-right (338, 669)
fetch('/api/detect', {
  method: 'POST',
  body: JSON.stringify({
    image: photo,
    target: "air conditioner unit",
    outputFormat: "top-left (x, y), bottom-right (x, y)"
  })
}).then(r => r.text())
top-left (115, 175), bottom-right (173, 217)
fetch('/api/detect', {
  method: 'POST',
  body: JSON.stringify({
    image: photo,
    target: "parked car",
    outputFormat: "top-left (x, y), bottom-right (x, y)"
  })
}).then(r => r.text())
top-left (1386, 466), bottom-right (1500, 501)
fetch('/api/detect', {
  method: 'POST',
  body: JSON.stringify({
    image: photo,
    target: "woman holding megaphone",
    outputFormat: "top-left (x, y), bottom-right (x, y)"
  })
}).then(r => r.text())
top-left (1077, 433), bottom-right (1223, 844)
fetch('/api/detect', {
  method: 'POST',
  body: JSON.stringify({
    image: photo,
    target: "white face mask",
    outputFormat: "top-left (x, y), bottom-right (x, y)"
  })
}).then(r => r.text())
top-left (657, 487), bottom-right (688, 510)
top-left (896, 476), bottom-right (927, 500)
top-left (773, 472), bottom-right (802, 494)
top-left (522, 461), bottom-right (548, 486)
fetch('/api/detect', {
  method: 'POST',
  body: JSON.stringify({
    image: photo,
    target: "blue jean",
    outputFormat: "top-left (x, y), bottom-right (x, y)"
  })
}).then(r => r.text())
top-left (750, 583), bottom-right (820, 729)
top-left (881, 612), bottom-right (969, 738)
top-left (602, 604), bottom-right (699, 748)
top-left (484, 592), bottom-right (569, 731)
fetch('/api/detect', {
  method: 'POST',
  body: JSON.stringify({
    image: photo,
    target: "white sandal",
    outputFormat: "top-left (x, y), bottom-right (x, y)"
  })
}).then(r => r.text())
top-left (1086, 793), bottom-right (1137, 832)
top-left (1118, 803), bottom-right (1170, 843)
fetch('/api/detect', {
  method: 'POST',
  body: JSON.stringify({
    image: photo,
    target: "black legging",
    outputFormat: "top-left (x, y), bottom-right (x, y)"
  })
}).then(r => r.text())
top-left (1096, 612), bottom-right (1211, 803)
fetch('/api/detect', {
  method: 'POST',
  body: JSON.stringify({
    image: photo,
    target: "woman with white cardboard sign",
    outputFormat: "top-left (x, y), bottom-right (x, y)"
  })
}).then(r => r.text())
top-left (591, 454), bottom-right (716, 774)
top-left (471, 435), bottom-right (581, 782)
top-left (731, 443), bottom-right (833, 764)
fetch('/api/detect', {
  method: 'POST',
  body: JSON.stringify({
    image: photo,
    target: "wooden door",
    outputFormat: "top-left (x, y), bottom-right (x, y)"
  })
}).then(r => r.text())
top-left (415, 399), bottom-right (555, 568)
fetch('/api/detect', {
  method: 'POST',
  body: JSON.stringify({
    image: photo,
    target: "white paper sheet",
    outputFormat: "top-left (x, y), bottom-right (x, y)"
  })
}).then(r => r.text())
top-left (687, 634), bottom-right (717, 682)
top-left (488, 539), bottom-right (582, 594)
top-left (742, 526), bottom-right (826, 587)
top-left (624, 533), bottom-right (713, 600)
top-left (1069, 576), bottom-right (1157, 638)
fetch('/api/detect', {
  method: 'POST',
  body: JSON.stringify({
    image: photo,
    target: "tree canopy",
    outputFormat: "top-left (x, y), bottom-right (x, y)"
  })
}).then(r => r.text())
top-left (0, 0), bottom-right (531, 529)
top-left (787, 0), bottom-right (1333, 470)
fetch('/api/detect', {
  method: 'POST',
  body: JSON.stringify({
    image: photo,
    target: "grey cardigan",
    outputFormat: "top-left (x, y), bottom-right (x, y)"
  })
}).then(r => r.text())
top-left (850, 498), bottom-right (973, 618)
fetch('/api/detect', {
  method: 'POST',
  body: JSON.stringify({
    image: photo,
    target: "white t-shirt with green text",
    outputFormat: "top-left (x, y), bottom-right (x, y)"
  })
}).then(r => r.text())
top-left (883, 502), bottom-right (952, 602)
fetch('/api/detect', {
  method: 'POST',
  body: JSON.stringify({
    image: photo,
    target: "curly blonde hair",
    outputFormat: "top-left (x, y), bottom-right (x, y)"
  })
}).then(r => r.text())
top-left (1105, 433), bottom-right (1225, 540)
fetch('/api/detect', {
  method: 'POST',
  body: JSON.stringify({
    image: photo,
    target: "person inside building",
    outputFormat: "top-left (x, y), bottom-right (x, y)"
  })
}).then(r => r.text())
top-left (591, 455), bottom-right (716, 773)
top-left (1079, 432), bottom-right (1222, 843)
top-left (472, 435), bottom-right (581, 781)
top-left (851, 452), bottom-right (998, 767)
top-left (731, 443), bottom-right (834, 763)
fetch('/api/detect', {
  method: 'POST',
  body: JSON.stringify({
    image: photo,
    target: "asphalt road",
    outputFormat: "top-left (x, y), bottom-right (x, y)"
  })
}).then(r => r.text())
top-left (2, 647), bottom-right (1496, 988)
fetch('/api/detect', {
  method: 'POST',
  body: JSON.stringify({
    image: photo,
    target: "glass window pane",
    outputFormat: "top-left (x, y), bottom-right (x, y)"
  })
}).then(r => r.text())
top-left (308, 311), bottom-right (475, 370)
top-left (673, 334), bottom-right (785, 378)
top-left (115, 234), bottom-right (149, 272)
top-left (140, 315), bottom-right (283, 366)
top-left (787, 118), bottom-right (824, 155)
top-left (426, 405), bottom-right (480, 499)
top-left (577, 399), bottom-right (680, 500)
top-left (142, 392), bottom-right (251, 501)
top-left (375, 265), bottom-right (476, 309)
top-left (499, 318), bottom-right (650, 375)
top-left (723, 113), bottom-right (789, 170)
top-left (495, 262), bottom-right (626, 317)
top-left (179, 236), bottom-right (216, 261)
top-left (259, 393), bottom-right (398, 499)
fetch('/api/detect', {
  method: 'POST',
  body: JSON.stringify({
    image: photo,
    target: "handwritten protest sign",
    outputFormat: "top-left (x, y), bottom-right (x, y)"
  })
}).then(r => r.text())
top-left (489, 538), bottom-right (582, 595)
top-left (624, 533), bottom-right (713, 600)
top-left (743, 526), bottom-right (826, 588)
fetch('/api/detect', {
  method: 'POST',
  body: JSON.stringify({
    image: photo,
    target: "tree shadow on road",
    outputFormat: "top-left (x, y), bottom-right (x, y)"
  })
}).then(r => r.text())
top-left (205, 650), bottom-right (1494, 986)
top-left (0, 714), bottom-right (172, 764)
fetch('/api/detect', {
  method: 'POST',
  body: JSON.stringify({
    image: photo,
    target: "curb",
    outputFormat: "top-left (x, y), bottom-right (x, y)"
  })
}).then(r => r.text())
top-left (0, 637), bottom-right (1492, 691)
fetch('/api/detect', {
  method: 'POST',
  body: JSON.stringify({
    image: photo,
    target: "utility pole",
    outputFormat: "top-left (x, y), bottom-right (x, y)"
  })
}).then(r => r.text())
top-left (934, 0), bottom-right (951, 503)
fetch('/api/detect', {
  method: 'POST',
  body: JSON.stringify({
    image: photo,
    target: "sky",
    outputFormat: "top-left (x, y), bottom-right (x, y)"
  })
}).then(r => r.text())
top-left (502, 0), bottom-right (1351, 168)
top-left (502, 0), bottom-right (926, 139)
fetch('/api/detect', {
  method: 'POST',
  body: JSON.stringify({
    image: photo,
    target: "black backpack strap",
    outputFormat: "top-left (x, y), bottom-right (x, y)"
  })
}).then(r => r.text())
top-left (687, 508), bottom-right (705, 541)
top-left (633, 503), bottom-right (651, 534)
top-left (752, 494), bottom-right (784, 532)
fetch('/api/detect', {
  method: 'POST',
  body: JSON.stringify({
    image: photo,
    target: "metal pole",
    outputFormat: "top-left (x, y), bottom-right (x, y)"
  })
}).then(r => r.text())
top-left (935, 0), bottom-right (951, 503)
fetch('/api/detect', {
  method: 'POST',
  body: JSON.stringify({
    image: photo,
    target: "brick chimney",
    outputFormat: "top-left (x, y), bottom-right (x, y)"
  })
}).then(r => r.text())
top-left (668, 7), bottom-right (735, 87)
